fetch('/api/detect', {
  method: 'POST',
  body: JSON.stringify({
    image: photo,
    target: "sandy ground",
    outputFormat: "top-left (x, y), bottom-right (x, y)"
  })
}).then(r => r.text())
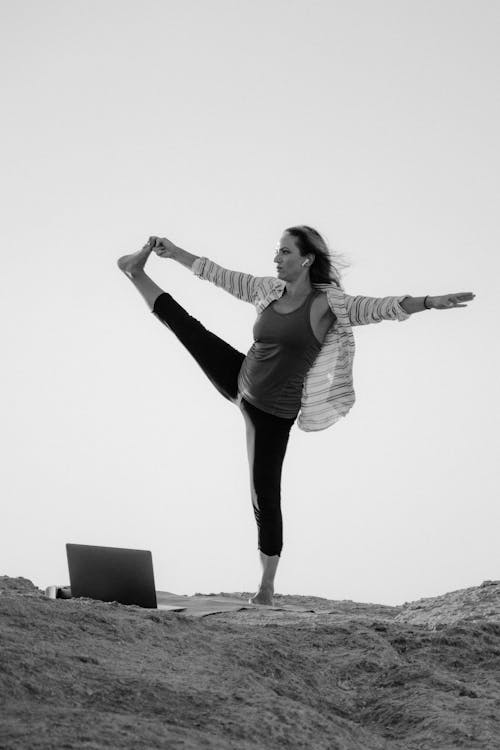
top-left (1, 576), bottom-right (499, 749)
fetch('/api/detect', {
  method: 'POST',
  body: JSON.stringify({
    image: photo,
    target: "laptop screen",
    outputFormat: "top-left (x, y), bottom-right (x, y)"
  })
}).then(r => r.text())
top-left (66, 543), bottom-right (158, 608)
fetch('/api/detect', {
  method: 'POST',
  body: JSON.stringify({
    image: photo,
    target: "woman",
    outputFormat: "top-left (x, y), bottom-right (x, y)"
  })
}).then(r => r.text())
top-left (117, 226), bottom-right (475, 606)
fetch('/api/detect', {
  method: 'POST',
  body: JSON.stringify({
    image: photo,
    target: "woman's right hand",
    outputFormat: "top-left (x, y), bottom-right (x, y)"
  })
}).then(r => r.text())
top-left (149, 236), bottom-right (178, 258)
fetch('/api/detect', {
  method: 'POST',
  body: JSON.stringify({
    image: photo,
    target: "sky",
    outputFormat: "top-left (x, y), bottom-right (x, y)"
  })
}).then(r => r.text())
top-left (2, 0), bottom-right (498, 606)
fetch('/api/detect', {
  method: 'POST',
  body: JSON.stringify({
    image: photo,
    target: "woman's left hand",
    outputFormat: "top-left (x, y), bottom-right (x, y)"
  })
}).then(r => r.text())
top-left (430, 292), bottom-right (476, 309)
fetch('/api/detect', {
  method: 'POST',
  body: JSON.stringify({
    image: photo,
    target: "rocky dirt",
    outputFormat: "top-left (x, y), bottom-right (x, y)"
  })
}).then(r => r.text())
top-left (1, 576), bottom-right (499, 749)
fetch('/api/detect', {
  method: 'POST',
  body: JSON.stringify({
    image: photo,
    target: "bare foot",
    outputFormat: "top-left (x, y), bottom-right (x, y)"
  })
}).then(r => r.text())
top-left (249, 583), bottom-right (274, 606)
top-left (117, 241), bottom-right (154, 278)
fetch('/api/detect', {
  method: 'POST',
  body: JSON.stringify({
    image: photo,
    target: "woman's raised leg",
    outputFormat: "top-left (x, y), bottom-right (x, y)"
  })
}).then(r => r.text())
top-left (118, 241), bottom-right (245, 403)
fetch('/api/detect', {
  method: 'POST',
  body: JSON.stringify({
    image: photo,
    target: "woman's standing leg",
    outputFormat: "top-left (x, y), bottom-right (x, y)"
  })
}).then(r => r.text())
top-left (240, 398), bottom-right (295, 606)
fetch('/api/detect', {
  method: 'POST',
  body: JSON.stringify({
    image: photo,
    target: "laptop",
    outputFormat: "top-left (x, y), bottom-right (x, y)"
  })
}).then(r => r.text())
top-left (66, 543), bottom-right (159, 608)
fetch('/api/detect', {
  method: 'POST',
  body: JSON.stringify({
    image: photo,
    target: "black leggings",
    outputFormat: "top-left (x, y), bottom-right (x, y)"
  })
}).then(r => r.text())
top-left (151, 292), bottom-right (296, 557)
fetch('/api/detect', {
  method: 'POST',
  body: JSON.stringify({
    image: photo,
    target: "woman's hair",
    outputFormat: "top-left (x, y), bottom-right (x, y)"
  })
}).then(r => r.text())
top-left (283, 225), bottom-right (350, 289)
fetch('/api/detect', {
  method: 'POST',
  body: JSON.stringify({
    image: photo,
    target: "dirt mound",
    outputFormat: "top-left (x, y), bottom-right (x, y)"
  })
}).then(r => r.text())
top-left (1, 576), bottom-right (499, 749)
top-left (395, 579), bottom-right (500, 628)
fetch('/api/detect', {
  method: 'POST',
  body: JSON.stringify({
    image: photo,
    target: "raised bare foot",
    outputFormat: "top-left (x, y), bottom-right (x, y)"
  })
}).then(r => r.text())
top-left (117, 241), bottom-right (154, 278)
top-left (249, 583), bottom-right (274, 606)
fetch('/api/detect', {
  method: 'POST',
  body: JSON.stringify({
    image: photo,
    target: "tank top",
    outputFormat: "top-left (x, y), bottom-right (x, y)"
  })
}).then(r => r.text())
top-left (237, 289), bottom-right (323, 418)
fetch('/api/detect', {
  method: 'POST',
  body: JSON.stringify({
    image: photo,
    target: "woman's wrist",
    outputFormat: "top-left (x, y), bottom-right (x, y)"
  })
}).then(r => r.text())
top-left (400, 296), bottom-right (434, 314)
top-left (172, 246), bottom-right (200, 269)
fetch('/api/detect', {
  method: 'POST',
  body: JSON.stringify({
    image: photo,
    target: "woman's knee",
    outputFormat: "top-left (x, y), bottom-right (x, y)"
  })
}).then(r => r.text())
top-left (259, 544), bottom-right (282, 557)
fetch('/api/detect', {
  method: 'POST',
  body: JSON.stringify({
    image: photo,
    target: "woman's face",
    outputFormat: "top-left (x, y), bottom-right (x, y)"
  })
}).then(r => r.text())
top-left (274, 233), bottom-right (312, 281)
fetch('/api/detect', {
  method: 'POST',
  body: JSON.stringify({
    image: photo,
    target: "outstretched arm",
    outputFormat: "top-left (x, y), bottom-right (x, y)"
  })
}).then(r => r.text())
top-left (150, 236), bottom-right (277, 305)
top-left (401, 292), bottom-right (476, 313)
top-left (344, 290), bottom-right (476, 325)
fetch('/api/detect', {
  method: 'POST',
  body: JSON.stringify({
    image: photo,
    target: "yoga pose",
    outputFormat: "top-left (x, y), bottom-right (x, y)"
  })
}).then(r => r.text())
top-left (117, 226), bottom-right (475, 606)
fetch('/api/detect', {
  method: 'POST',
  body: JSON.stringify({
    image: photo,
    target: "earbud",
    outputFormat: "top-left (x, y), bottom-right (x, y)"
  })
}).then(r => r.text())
top-left (301, 260), bottom-right (309, 267)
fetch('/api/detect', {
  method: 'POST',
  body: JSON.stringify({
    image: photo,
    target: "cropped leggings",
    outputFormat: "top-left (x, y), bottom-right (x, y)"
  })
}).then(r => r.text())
top-left (151, 292), bottom-right (296, 557)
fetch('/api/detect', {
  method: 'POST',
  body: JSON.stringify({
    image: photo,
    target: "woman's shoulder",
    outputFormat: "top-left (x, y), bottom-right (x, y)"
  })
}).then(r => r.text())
top-left (259, 277), bottom-right (285, 295)
top-left (312, 283), bottom-right (344, 300)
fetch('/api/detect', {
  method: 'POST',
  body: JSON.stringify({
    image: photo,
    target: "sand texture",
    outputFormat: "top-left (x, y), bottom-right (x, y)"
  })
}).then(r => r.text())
top-left (1, 576), bottom-right (499, 749)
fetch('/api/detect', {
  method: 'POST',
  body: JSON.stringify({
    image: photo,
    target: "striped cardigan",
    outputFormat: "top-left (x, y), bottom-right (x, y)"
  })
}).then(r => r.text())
top-left (192, 257), bottom-right (411, 432)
